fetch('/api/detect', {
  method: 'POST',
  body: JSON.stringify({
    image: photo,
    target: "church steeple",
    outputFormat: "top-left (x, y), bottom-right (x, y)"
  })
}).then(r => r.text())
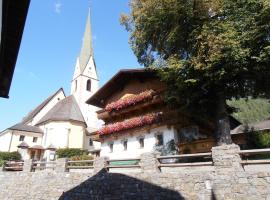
top-left (71, 10), bottom-right (99, 128)
top-left (79, 9), bottom-right (94, 73)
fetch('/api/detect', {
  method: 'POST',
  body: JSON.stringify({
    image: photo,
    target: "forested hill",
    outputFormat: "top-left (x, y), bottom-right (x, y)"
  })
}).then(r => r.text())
top-left (228, 98), bottom-right (270, 124)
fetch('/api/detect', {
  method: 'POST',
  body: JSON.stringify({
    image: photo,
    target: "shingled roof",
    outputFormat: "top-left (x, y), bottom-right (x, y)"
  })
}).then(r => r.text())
top-left (37, 95), bottom-right (85, 125)
top-left (21, 88), bottom-right (64, 124)
top-left (9, 123), bottom-right (43, 133)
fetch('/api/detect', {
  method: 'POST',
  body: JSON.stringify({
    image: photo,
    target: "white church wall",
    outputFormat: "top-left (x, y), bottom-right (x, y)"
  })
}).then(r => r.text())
top-left (40, 121), bottom-right (85, 149)
top-left (30, 90), bottom-right (65, 126)
top-left (0, 131), bottom-right (12, 151)
top-left (100, 126), bottom-right (176, 159)
top-left (71, 56), bottom-right (99, 129)
top-left (8, 130), bottom-right (42, 152)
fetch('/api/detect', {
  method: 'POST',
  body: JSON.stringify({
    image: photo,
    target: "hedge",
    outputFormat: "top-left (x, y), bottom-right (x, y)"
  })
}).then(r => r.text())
top-left (0, 151), bottom-right (21, 161)
top-left (56, 148), bottom-right (89, 158)
top-left (0, 151), bottom-right (22, 167)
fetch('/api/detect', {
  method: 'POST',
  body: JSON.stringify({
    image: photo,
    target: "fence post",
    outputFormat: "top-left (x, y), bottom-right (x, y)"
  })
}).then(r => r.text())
top-left (211, 144), bottom-right (243, 171)
top-left (23, 159), bottom-right (33, 172)
top-left (93, 156), bottom-right (109, 174)
top-left (140, 152), bottom-right (160, 173)
top-left (55, 158), bottom-right (68, 172)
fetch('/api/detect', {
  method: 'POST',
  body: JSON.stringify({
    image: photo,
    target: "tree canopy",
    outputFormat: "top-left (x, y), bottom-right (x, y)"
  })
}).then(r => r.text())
top-left (121, 0), bottom-right (270, 144)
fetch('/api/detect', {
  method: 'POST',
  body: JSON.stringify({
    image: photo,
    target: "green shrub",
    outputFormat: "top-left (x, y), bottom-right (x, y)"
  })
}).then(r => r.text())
top-left (0, 160), bottom-right (5, 167)
top-left (56, 148), bottom-right (89, 158)
top-left (0, 151), bottom-right (21, 161)
top-left (246, 130), bottom-right (270, 149)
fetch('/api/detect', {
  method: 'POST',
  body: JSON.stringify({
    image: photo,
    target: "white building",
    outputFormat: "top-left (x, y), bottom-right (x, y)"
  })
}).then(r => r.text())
top-left (0, 11), bottom-right (101, 161)
top-left (86, 69), bottom-right (181, 159)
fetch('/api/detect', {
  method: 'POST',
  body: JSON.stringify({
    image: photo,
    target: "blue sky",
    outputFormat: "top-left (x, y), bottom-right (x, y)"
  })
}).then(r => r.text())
top-left (0, 0), bottom-right (140, 131)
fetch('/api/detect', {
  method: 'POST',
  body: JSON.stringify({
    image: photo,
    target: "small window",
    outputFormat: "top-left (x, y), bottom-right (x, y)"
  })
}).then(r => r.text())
top-left (89, 138), bottom-right (93, 146)
top-left (139, 137), bottom-right (144, 148)
top-left (123, 140), bottom-right (128, 151)
top-left (156, 133), bottom-right (164, 146)
top-left (86, 79), bottom-right (91, 91)
top-left (109, 143), bottom-right (114, 153)
top-left (19, 135), bottom-right (25, 141)
top-left (33, 137), bottom-right (38, 143)
top-left (75, 80), bottom-right (77, 91)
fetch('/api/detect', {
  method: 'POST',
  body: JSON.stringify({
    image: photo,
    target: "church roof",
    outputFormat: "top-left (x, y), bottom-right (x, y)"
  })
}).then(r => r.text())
top-left (21, 88), bottom-right (64, 124)
top-left (37, 95), bottom-right (85, 125)
top-left (9, 123), bottom-right (43, 134)
top-left (79, 10), bottom-right (94, 74)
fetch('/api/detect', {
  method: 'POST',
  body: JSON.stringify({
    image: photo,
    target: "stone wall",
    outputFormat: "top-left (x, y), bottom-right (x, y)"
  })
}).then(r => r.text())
top-left (0, 144), bottom-right (270, 200)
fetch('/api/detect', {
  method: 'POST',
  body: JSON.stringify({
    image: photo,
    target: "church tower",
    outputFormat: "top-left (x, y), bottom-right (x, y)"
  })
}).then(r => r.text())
top-left (71, 11), bottom-right (99, 129)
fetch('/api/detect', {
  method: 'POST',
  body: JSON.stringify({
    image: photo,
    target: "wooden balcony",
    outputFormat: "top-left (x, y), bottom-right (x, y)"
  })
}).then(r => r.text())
top-left (97, 95), bottom-right (164, 121)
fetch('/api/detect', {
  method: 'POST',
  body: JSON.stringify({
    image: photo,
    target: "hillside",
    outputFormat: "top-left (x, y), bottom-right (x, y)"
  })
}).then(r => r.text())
top-left (228, 98), bottom-right (270, 124)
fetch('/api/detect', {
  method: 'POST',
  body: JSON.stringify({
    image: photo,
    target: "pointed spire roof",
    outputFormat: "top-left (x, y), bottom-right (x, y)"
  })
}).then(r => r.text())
top-left (79, 9), bottom-right (94, 73)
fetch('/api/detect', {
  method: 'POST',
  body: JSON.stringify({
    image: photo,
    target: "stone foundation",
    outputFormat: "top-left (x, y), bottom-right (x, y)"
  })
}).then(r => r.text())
top-left (0, 144), bottom-right (270, 200)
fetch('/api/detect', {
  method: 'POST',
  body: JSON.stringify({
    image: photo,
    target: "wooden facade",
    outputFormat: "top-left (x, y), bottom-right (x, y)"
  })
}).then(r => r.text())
top-left (87, 69), bottom-right (245, 154)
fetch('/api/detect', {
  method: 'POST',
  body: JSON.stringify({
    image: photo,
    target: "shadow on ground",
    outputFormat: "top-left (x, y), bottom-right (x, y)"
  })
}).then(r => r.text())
top-left (59, 169), bottom-right (185, 200)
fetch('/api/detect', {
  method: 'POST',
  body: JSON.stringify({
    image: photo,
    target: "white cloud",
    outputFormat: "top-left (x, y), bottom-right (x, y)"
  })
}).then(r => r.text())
top-left (54, 2), bottom-right (62, 14)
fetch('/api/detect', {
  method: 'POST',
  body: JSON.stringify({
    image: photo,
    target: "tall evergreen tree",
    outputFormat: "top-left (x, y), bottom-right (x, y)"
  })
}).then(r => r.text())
top-left (121, 0), bottom-right (270, 145)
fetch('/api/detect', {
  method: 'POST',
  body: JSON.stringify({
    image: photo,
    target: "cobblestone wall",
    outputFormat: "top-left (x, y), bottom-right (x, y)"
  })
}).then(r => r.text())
top-left (0, 144), bottom-right (269, 200)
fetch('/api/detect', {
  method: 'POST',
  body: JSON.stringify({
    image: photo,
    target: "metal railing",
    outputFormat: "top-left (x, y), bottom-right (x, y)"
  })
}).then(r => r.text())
top-left (3, 161), bottom-right (24, 171)
top-left (107, 158), bottom-right (141, 169)
top-left (157, 152), bottom-right (213, 167)
top-left (66, 160), bottom-right (94, 170)
top-left (239, 148), bottom-right (270, 165)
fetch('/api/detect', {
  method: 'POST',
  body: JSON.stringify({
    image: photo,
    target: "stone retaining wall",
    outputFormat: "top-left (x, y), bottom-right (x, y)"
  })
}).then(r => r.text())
top-left (0, 144), bottom-right (269, 200)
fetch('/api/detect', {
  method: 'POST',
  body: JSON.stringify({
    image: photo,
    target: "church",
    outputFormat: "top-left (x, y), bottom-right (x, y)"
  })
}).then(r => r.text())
top-left (0, 12), bottom-right (100, 161)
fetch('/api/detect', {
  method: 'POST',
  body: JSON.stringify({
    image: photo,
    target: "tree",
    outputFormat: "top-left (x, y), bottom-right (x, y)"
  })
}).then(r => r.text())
top-left (121, 0), bottom-right (270, 145)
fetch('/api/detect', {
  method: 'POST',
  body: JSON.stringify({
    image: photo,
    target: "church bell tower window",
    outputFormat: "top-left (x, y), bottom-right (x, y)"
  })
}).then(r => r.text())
top-left (86, 79), bottom-right (91, 91)
top-left (75, 80), bottom-right (77, 91)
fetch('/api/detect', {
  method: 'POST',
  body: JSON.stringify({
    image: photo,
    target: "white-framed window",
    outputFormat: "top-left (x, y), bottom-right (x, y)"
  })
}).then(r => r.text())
top-left (33, 137), bottom-right (38, 143)
top-left (155, 133), bottom-right (164, 146)
top-left (86, 79), bottom-right (91, 91)
top-left (19, 135), bottom-right (25, 142)
top-left (89, 138), bottom-right (93, 146)
top-left (109, 142), bottom-right (114, 153)
top-left (122, 140), bottom-right (128, 151)
top-left (138, 137), bottom-right (144, 148)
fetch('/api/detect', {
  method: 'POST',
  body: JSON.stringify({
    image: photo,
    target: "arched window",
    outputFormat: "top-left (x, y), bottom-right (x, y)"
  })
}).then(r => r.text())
top-left (86, 79), bottom-right (91, 91)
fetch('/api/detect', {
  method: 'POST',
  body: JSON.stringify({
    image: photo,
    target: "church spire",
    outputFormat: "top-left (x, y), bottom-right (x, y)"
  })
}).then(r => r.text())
top-left (79, 9), bottom-right (93, 73)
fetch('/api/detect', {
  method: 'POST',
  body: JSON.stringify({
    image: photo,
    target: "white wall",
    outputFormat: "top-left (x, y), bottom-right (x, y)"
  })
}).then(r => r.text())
top-left (0, 131), bottom-right (12, 151)
top-left (40, 122), bottom-right (70, 149)
top-left (30, 90), bottom-right (65, 126)
top-left (100, 126), bottom-right (176, 159)
top-left (84, 135), bottom-right (101, 151)
top-left (71, 56), bottom-right (99, 129)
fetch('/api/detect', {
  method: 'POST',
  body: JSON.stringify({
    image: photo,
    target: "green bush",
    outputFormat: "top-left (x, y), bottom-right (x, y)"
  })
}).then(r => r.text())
top-left (247, 131), bottom-right (270, 149)
top-left (56, 148), bottom-right (89, 158)
top-left (0, 151), bottom-right (21, 161)
top-left (0, 160), bottom-right (5, 167)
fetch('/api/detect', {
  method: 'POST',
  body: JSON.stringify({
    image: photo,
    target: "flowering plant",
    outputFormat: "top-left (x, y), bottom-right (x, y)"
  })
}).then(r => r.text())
top-left (105, 90), bottom-right (155, 112)
top-left (98, 112), bottom-right (162, 135)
